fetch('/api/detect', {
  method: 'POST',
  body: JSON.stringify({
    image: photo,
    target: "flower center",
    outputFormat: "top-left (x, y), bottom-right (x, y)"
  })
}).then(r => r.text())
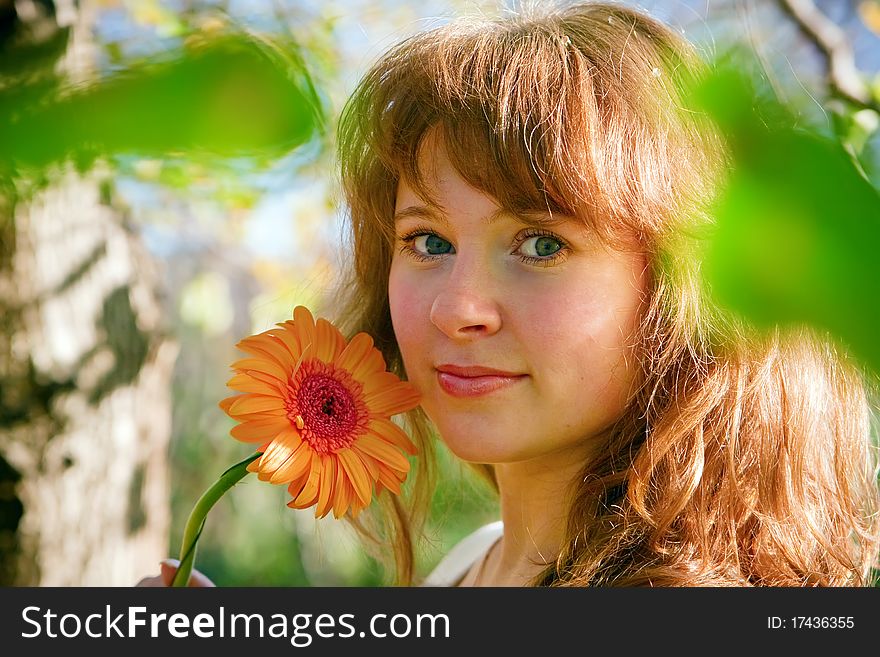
top-left (290, 366), bottom-right (365, 454)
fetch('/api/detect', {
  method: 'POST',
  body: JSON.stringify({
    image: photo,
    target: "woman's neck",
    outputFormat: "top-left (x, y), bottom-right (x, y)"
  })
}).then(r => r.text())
top-left (476, 443), bottom-right (593, 586)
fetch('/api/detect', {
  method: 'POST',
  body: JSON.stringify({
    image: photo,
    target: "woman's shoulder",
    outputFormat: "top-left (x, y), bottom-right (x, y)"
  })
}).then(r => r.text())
top-left (421, 520), bottom-right (503, 587)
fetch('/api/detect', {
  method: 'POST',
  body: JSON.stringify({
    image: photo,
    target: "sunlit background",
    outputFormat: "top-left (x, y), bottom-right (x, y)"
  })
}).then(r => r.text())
top-left (1, 0), bottom-right (878, 586)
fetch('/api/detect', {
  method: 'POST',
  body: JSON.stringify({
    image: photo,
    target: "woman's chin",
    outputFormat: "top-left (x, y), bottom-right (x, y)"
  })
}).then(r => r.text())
top-left (423, 407), bottom-right (527, 461)
top-left (437, 434), bottom-right (520, 465)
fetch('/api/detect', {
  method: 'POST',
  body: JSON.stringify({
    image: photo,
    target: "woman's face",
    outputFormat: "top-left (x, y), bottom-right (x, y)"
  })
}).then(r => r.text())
top-left (388, 137), bottom-right (647, 465)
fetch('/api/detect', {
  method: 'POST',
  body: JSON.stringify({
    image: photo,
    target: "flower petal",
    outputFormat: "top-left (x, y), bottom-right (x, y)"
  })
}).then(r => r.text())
top-left (285, 459), bottom-right (312, 498)
top-left (270, 323), bottom-right (302, 361)
top-left (351, 349), bottom-right (386, 383)
top-left (364, 381), bottom-right (421, 417)
top-left (350, 491), bottom-right (367, 518)
top-left (289, 451), bottom-right (322, 508)
top-left (234, 335), bottom-right (291, 376)
top-left (376, 463), bottom-right (403, 495)
top-left (336, 332), bottom-right (374, 372)
top-left (362, 371), bottom-right (405, 397)
top-left (369, 418), bottom-right (418, 455)
top-left (230, 416), bottom-right (291, 442)
top-left (254, 428), bottom-right (301, 480)
top-left (226, 373), bottom-right (282, 396)
top-left (314, 318), bottom-right (343, 364)
top-left (338, 448), bottom-right (372, 507)
top-left (315, 455), bottom-right (336, 518)
top-left (292, 306), bottom-right (316, 358)
top-left (354, 434), bottom-right (410, 472)
top-left (218, 395), bottom-right (236, 414)
top-left (332, 461), bottom-right (350, 519)
top-left (253, 334), bottom-right (297, 374)
top-left (231, 357), bottom-right (288, 384)
top-left (270, 441), bottom-right (312, 484)
top-left (359, 448), bottom-right (379, 479)
top-left (244, 369), bottom-right (289, 393)
top-left (229, 394), bottom-right (285, 416)
top-left (227, 406), bottom-right (287, 421)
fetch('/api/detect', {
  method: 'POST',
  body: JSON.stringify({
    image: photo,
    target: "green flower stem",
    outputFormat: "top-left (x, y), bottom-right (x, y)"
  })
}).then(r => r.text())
top-left (171, 452), bottom-right (261, 587)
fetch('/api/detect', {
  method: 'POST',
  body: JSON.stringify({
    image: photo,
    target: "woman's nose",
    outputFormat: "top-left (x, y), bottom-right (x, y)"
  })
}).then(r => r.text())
top-left (429, 262), bottom-right (502, 339)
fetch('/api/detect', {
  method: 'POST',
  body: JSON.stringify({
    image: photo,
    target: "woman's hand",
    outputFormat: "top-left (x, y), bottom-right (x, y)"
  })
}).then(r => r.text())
top-left (135, 558), bottom-right (216, 587)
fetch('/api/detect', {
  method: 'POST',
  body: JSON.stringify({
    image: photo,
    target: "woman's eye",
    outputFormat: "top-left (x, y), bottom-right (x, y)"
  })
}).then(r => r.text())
top-left (413, 233), bottom-right (454, 255)
top-left (519, 235), bottom-right (563, 258)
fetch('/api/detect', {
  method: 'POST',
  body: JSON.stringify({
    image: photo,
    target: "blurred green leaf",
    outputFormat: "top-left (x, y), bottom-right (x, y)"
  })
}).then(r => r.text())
top-left (695, 66), bottom-right (880, 374)
top-left (1, 32), bottom-right (324, 171)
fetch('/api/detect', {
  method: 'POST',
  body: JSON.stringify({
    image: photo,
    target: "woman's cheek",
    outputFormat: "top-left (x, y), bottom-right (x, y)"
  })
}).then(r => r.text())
top-left (388, 266), bottom-right (427, 371)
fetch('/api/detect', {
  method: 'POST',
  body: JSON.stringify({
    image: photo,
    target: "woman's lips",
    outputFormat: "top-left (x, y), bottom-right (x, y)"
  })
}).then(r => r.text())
top-left (436, 370), bottom-right (527, 398)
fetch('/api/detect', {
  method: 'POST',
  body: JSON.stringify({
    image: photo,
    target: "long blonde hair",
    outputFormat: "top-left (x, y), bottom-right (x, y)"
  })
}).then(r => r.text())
top-left (332, 1), bottom-right (880, 586)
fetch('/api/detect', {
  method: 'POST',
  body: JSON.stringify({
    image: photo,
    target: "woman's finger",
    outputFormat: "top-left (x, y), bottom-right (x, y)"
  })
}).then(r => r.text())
top-left (134, 574), bottom-right (167, 587)
top-left (159, 558), bottom-right (216, 587)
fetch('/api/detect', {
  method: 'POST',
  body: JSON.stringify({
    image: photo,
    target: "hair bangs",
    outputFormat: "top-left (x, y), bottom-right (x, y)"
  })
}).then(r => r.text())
top-left (343, 8), bottom-right (717, 251)
top-left (361, 23), bottom-right (615, 244)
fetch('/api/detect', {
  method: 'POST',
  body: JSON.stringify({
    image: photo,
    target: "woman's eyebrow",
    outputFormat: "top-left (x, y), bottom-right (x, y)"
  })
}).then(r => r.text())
top-left (512, 210), bottom-right (571, 229)
top-left (393, 205), bottom-right (570, 230)
top-left (393, 205), bottom-right (446, 225)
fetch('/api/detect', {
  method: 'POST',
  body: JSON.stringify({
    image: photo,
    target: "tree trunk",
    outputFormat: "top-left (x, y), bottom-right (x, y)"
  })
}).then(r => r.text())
top-left (0, 0), bottom-right (175, 586)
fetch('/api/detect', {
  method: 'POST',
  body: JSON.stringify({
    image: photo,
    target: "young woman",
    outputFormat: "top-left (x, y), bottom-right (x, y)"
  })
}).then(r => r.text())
top-left (141, 1), bottom-right (880, 587)
top-left (331, 0), bottom-right (880, 587)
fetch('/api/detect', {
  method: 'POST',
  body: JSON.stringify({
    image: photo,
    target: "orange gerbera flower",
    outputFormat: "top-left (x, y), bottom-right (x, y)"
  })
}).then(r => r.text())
top-left (219, 305), bottom-right (421, 519)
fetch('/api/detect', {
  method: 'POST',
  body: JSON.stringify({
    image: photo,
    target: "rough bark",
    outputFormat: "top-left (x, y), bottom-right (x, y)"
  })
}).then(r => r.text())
top-left (0, 0), bottom-right (175, 585)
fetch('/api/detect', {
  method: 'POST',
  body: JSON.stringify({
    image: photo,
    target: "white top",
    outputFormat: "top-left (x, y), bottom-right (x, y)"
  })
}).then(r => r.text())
top-left (421, 521), bottom-right (504, 587)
